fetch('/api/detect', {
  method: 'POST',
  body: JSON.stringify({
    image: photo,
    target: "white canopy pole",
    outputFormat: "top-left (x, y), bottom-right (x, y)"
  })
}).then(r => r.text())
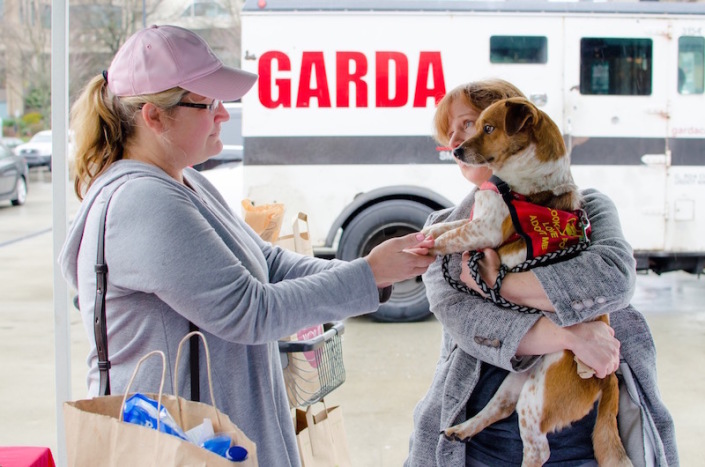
top-left (51, 0), bottom-right (71, 465)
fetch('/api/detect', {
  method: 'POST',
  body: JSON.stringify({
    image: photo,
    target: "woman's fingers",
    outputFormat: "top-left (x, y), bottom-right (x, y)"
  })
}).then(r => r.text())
top-left (366, 233), bottom-right (436, 287)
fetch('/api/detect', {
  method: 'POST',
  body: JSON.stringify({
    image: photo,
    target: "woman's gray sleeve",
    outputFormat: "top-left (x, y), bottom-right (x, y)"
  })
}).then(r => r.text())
top-left (532, 189), bottom-right (637, 326)
top-left (424, 252), bottom-right (542, 372)
top-left (106, 179), bottom-right (379, 345)
top-left (424, 201), bottom-right (541, 372)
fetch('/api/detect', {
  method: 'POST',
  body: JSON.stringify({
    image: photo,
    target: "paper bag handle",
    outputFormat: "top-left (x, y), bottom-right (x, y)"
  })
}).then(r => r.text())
top-left (173, 331), bottom-right (222, 429)
top-left (292, 212), bottom-right (313, 256)
top-left (304, 398), bottom-right (329, 425)
top-left (303, 399), bottom-right (337, 456)
top-left (292, 212), bottom-right (308, 238)
top-left (119, 350), bottom-right (167, 431)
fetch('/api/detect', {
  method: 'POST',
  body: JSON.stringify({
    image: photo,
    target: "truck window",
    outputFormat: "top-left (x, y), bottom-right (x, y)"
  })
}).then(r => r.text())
top-left (579, 38), bottom-right (652, 95)
top-left (490, 36), bottom-right (547, 64)
top-left (678, 36), bottom-right (705, 94)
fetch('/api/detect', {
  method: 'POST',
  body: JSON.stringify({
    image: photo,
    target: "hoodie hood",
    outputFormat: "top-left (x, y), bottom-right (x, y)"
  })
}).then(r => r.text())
top-left (58, 161), bottom-right (179, 292)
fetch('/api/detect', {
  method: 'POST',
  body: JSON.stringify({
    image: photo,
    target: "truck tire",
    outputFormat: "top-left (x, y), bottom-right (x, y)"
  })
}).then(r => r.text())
top-left (338, 200), bottom-right (434, 322)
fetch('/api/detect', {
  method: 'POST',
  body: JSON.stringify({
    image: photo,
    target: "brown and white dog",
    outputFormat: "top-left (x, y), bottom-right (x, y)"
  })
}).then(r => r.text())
top-left (424, 97), bottom-right (632, 466)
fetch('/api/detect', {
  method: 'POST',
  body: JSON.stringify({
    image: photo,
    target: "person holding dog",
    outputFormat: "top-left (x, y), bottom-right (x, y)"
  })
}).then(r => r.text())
top-left (58, 25), bottom-right (435, 467)
top-left (405, 79), bottom-right (678, 466)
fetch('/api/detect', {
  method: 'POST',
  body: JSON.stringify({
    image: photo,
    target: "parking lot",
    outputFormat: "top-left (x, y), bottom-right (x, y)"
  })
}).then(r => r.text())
top-left (1, 172), bottom-right (704, 466)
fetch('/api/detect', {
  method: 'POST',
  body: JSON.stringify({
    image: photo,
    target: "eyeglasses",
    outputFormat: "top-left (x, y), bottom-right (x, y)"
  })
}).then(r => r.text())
top-left (175, 99), bottom-right (222, 114)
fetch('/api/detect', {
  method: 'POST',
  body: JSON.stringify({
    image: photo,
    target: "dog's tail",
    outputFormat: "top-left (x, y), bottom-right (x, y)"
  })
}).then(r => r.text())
top-left (593, 375), bottom-right (633, 467)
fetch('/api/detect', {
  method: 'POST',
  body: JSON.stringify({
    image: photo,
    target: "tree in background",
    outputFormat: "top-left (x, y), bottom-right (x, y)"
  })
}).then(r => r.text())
top-left (0, 0), bottom-right (244, 134)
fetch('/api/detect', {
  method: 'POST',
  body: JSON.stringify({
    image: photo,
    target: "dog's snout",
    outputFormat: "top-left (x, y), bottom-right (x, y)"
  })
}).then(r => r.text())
top-left (453, 147), bottom-right (465, 160)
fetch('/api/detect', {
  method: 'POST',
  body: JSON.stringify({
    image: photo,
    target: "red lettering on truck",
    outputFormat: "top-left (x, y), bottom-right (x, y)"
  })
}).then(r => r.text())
top-left (259, 50), bottom-right (291, 108)
top-left (337, 51), bottom-right (368, 107)
top-left (258, 50), bottom-right (445, 109)
top-left (297, 51), bottom-right (331, 108)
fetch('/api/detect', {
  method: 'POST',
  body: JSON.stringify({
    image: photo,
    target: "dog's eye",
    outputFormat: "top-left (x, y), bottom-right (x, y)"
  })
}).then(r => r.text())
top-left (483, 125), bottom-right (495, 134)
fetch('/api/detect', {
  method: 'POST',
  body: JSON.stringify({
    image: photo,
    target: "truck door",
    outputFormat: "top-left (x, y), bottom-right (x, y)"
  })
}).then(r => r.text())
top-left (665, 21), bottom-right (705, 266)
top-left (564, 17), bottom-right (670, 254)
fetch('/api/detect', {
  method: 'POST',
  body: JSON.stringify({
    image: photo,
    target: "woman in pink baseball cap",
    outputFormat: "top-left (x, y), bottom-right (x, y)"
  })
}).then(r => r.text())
top-left (61, 25), bottom-right (434, 466)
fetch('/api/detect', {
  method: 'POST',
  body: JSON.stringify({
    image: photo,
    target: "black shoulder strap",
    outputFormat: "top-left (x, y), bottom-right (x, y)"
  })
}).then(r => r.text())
top-left (93, 187), bottom-right (200, 400)
top-left (95, 197), bottom-right (112, 396)
top-left (188, 322), bottom-right (200, 402)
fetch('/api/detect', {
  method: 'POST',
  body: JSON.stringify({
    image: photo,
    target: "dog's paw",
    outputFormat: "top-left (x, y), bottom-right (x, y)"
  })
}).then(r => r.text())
top-left (422, 225), bottom-right (443, 239)
top-left (442, 427), bottom-right (472, 443)
top-left (427, 237), bottom-right (462, 257)
top-left (427, 246), bottom-right (451, 257)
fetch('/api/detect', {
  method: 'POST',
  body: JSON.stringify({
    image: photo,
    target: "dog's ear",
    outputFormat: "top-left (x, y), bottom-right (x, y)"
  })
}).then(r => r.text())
top-left (504, 100), bottom-right (538, 136)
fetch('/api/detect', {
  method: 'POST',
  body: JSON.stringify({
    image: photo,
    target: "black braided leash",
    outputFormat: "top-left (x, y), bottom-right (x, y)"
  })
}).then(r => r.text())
top-left (441, 241), bottom-right (590, 315)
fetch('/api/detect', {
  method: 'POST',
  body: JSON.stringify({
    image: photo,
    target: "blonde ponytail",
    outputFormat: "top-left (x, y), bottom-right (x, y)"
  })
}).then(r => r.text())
top-left (70, 74), bottom-right (186, 199)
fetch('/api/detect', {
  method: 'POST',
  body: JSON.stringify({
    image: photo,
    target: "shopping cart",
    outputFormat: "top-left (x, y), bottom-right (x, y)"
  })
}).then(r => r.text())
top-left (278, 322), bottom-right (346, 407)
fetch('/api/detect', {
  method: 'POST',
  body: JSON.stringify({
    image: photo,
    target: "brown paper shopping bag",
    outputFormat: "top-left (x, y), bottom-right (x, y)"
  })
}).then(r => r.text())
top-left (276, 212), bottom-right (314, 256)
top-left (294, 401), bottom-right (352, 467)
top-left (241, 199), bottom-right (285, 242)
top-left (64, 333), bottom-right (257, 467)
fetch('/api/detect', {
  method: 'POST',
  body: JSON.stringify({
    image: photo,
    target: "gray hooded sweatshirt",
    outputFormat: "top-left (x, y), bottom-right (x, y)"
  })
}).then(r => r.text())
top-left (59, 160), bottom-right (381, 467)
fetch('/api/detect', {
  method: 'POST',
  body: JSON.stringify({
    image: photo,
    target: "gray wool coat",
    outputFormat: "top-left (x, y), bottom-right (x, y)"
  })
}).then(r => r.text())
top-left (405, 188), bottom-right (679, 467)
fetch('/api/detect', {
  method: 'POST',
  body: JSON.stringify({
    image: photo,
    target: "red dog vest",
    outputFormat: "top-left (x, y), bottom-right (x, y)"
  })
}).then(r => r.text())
top-left (477, 176), bottom-right (591, 260)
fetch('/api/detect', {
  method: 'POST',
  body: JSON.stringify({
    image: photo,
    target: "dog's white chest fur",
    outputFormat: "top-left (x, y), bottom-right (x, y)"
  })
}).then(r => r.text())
top-left (495, 145), bottom-right (575, 198)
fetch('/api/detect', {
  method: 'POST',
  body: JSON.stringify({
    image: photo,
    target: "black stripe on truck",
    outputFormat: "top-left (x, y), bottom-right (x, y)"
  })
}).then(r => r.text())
top-left (243, 136), bottom-right (704, 166)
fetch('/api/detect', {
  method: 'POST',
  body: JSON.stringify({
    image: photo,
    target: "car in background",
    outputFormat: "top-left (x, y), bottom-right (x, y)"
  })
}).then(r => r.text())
top-left (1, 137), bottom-right (25, 152)
top-left (13, 130), bottom-right (76, 171)
top-left (0, 140), bottom-right (29, 206)
top-left (15, 130), bottom-right (52, 169)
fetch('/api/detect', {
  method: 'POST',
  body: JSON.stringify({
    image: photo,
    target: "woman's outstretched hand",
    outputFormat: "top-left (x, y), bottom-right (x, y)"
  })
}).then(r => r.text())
top-left (365, 233), bottom-right (435, 288)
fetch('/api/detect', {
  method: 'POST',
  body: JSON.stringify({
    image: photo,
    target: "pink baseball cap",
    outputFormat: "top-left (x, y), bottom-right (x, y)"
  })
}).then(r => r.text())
top-left (107, 24), bottom-right (257, 101)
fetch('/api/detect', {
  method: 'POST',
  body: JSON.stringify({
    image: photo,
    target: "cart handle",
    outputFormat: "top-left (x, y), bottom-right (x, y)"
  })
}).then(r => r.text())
top-left (277, 322), bottom-right (345, 353)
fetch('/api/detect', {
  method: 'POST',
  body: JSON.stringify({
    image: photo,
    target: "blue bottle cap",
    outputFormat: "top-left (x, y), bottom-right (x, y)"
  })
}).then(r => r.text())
top-left (225, 445), bottom-right (248, 462)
